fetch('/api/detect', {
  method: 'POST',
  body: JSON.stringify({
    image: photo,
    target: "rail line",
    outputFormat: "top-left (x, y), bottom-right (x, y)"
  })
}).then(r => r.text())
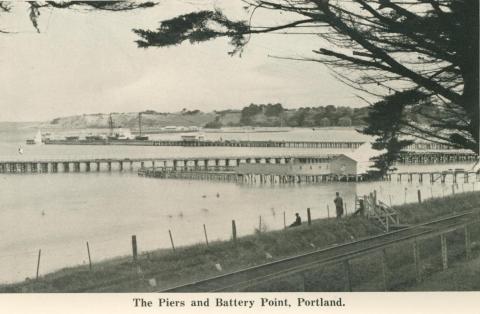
top-left (161, 210), bottom-right (478, 292)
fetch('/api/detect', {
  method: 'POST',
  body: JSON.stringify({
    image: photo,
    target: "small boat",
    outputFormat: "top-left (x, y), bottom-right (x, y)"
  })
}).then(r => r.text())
top-left (26, 130), bottom-right (44, 145)
top-left (109, 128), bottom-right (135, 140)
top-left (85, 135), bottom-right (103, 141)
top-left (135, 113), bottom-right (148, 140)
top-left (181, 134), bottom-right (205, 142)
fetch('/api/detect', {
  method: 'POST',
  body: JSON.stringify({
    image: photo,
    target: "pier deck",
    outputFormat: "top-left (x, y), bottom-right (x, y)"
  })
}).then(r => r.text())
top-left (0, 154), bottom-right (334, 174)
top-left (44, 138), bottom-right (365, 149)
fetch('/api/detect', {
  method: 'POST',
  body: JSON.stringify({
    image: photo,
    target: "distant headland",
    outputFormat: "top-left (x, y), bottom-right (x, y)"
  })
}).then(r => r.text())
top-left (43, 104), bottom-right (369, 130)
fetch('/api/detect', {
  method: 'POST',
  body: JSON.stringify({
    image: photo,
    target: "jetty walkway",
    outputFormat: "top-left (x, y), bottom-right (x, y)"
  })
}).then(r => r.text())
top-left (138, 168), bottom-right (366, 184)
top-left (386, 171), bottom-right (480, 184)
top-left (138, 167), bottom-right (479, 185)
top-left (44, 138), bottom-right (365, 149)
top-left (1, 154), bottom-right (478, 186)
top-left (0, 154), bottom-right (333, 174)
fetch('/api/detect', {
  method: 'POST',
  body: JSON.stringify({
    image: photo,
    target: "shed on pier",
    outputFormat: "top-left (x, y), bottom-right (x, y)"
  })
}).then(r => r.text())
top-left (234, 156), bottom-right (333, 176)
top-left (332, 142), bottom-right (384, 175)
top-left (329, 155), bottom-right (357, 175)
top-left (234, 143), bottom-right (382, 176)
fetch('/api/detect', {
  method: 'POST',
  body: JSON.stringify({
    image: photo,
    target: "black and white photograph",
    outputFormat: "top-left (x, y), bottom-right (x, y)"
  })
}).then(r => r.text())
top-left (0, 0), bottom-right (479, 311)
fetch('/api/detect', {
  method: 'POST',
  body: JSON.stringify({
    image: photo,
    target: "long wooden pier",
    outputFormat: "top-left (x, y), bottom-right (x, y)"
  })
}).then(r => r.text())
top-left (138, 168), bottom-right (365, 184)
top-left (0, 157), bottom-right (146, 173)
top-left (44, 138), bottom-right (365, 149)
top-left (43, 139), bottom-right (478, 165)
top-left (397, 151), bottom-right (477, 164)
top-left (140, 167), bottom-right (480, 185)
top-left (384, 171), bottom-right (480, 184)
top-left (0, 155), bottom-right (333, 174)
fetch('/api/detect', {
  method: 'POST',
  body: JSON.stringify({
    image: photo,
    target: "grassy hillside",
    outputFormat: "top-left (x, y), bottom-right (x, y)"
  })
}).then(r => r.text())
top-left (407, 255), bottom-right (480, 291)
top-left (1, 192), bottom-right (479, 293)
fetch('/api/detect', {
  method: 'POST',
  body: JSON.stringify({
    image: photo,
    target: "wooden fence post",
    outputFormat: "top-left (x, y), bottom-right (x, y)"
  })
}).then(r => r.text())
top-left (300, 272), bottom-right (307, 292)
top-left (343, 260), bottom-right (352, 292)
top-left (169, 230), bottom-right (176, 252)
top-left (386, 213), bottom-right (390, 232)
top-left (86, 241), bottom-right (92, 271)
top-left (232, 220), bottom-right (237, 243)
top-left (413, 241), bottom-right (421, 283)
top-left (307, 208), bottom-right (311, 226)
top-left (283, 212), bottom-right (286, 229)
top-left (417, 190), bottom-right (422, 203)
top-left (258, 216), bottom-right (262, 232)
top-left (441, 234), bottom-right (448, 270)
top-left (36, 249), bottom-right (41, 280)
top-left (465, 225), bottom-right (471, 260)
top-left (380, 249), bottom-right (388, 291)
top-left (327, 205), bottom-right (330, 219)
top-left (203, 224), bottom-right (209, 246)
top-left (131, 235), bottom-right (138, 262)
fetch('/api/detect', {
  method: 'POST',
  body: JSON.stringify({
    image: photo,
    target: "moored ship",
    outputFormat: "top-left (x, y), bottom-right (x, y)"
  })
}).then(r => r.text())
top-left (25, 130), bottom-right (44, 145)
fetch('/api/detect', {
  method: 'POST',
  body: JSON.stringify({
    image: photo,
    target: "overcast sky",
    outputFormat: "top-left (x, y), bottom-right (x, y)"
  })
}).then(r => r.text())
top-left (0, 0), bottom-right (365, 122)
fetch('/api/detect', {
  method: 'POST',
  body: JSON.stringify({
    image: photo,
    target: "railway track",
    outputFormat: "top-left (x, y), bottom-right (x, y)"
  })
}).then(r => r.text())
top-left (161, 210), bottom-right (478, 292)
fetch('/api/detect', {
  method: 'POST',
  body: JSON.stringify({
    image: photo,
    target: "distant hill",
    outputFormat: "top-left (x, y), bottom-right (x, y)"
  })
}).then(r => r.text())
top-left (45, 105), bottom-right (370, 130)
top-left (46, 111), bottom-right (218, 130)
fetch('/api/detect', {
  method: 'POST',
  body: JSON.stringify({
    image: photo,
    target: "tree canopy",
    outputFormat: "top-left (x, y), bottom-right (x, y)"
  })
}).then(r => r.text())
top-left (133, 0), bottom-right (479, 155)
top-left (0, 1), bottom-right (156, 33)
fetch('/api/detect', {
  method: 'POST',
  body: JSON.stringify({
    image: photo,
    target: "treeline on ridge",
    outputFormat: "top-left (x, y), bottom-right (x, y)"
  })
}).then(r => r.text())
top-left (208, 103), bottom-right (369, 128)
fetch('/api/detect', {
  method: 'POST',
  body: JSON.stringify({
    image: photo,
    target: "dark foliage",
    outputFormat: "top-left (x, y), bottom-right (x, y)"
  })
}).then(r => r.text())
top-left (363, 90), bottom-right (429, 177)
top-left (203, 116), bottom-right (222, 129)
top-left (0, 1), bottom-right (156, 33)
top-left (133, 10), bottom-right (249, 55)
top-left (132, 1), bottom-right (479, 155)
top-left (239, 103), bottom-right (367, 127)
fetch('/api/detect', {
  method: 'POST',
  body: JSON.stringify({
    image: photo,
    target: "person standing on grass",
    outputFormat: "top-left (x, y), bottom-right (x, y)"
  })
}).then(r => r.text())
top-left (334, 192), bottom-right (344, 219)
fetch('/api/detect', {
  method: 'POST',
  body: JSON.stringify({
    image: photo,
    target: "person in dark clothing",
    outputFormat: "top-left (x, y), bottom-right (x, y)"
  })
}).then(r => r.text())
top-left (334, 192), bottom-right (344, 219)
top-left (289, 213), bottom-right (302, 227)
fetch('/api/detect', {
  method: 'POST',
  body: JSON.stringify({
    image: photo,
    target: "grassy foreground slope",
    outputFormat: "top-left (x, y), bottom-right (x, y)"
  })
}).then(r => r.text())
top-left (1, 192), bottom-right (480, 293)
top-left (407, 255), bottom-right (480, 291)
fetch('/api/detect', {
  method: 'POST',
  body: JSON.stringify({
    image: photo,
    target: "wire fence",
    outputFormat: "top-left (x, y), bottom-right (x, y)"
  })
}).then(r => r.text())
top-left (1, 180), bottom-right (478, 287)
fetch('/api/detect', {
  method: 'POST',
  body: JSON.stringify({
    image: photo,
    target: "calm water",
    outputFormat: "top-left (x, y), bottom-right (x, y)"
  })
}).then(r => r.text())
top-left (0, 125), bottom-right (476, 283)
